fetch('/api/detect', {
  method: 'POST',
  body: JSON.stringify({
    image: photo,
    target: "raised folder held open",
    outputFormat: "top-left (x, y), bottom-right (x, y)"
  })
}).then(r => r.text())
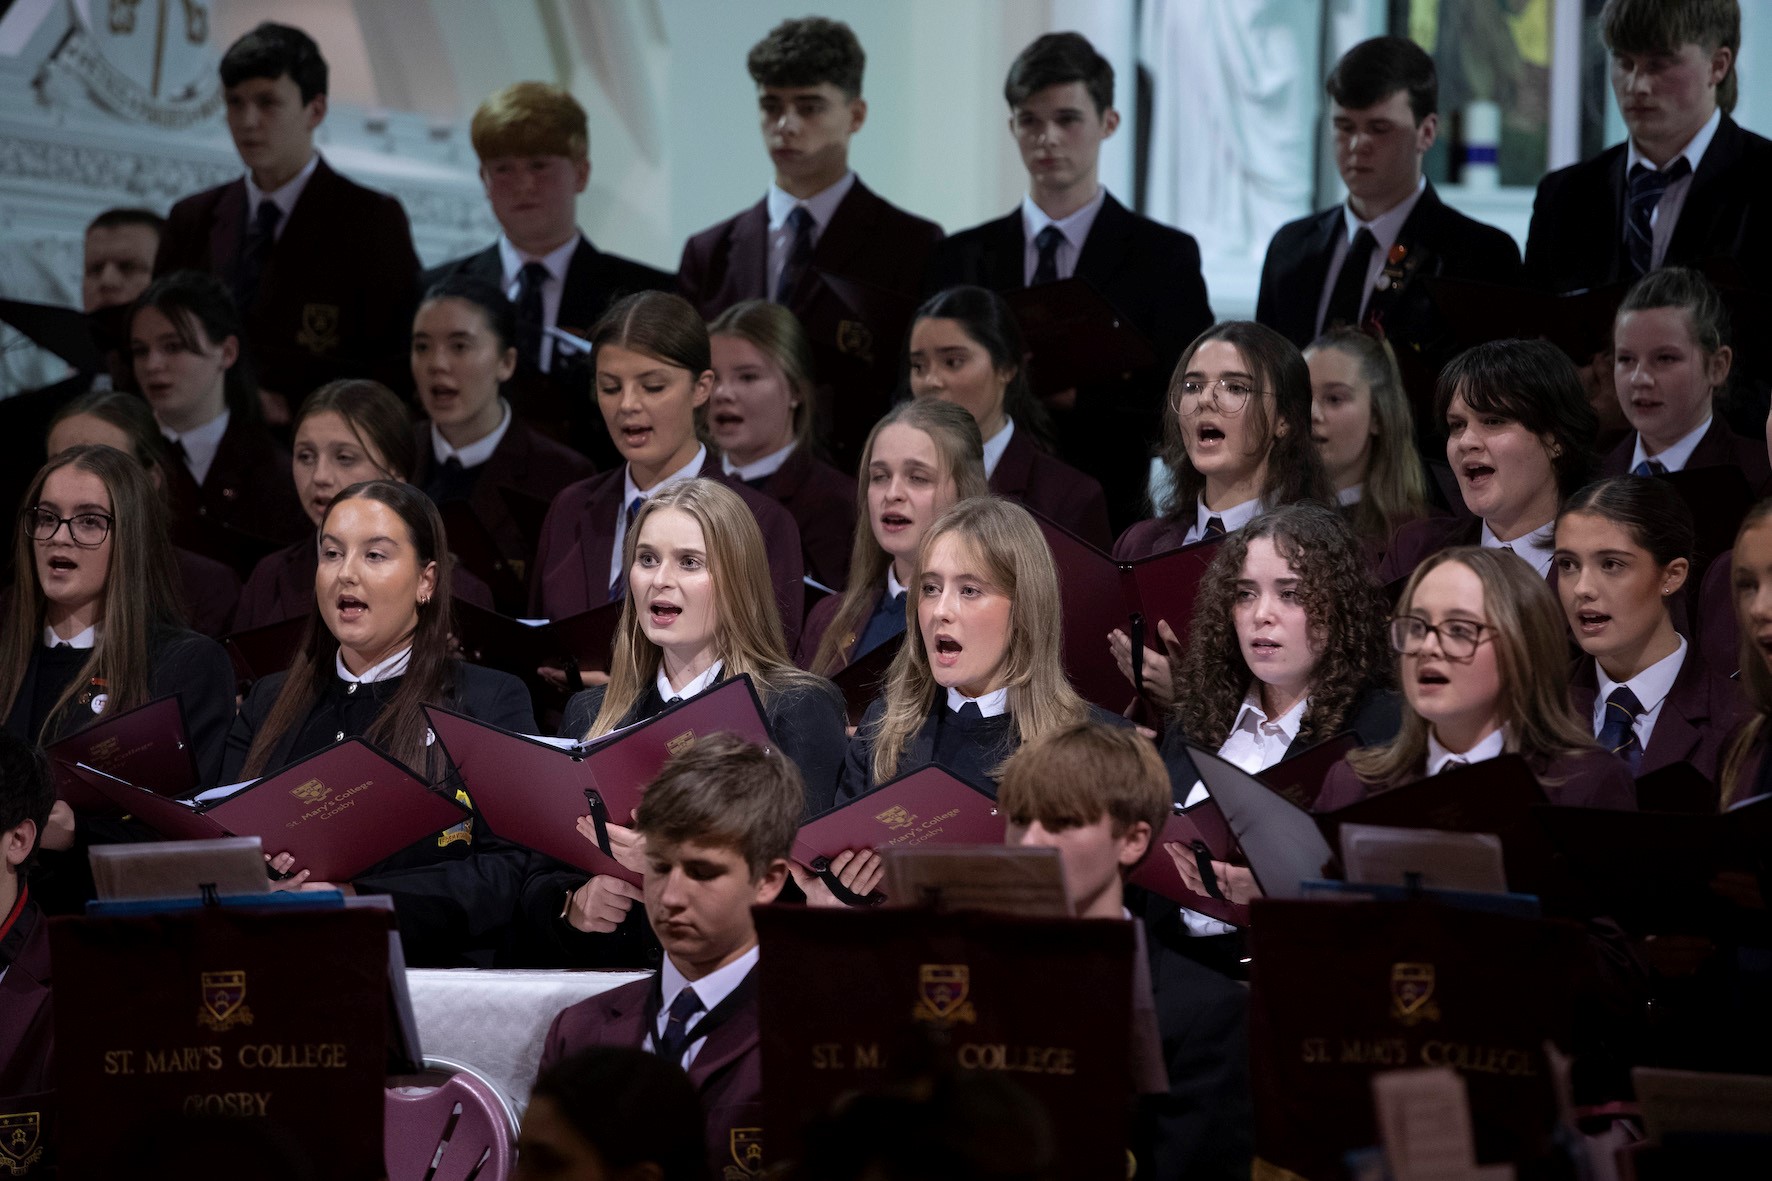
top-left (830, 634), bottom-right (902, 726)
top-left (425, 674), bottom-right (772, 885)
top-left (71, 738), bottom-right (468, 882)
top-left (451, 597), bottom-right (624, 694)
top-left (46, 695), bottom-right (198, 813)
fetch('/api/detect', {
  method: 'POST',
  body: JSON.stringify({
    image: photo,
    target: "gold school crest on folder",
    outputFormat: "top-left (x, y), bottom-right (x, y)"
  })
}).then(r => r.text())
top-left (0, 1111), bottom-right (42, 1177)
top-left (198, 970), bottom-right (254, 1031)
top-left (724, 1128), bottom-right (764, 1179)
top-left (913, 964), bottom-right (976, 1025)
top-left (1389, 962), bottom-right (1439, 1027)
top-left (667, 729), bottom-right (696, 757)
top-left (290, 778), bottom-right (329, 805)
top-left (874, 806), bottom-right (913, 830)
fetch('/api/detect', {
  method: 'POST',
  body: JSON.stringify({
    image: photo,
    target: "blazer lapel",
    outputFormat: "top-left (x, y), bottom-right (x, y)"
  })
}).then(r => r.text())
top-left (1641, 651), bottom-right (1708, 774)
top-left (731, 200), bottom-right (772, 301)
top-left (210, 180), bottom-right (249, 285)
top-left (989, 428), bottom-right (1035, 499)
top-left (1667, 116), bottom-right (1741, 267)
top-left (1569, 659), bottom-right (1600, 733)
top-left (1364, 184), bottom-right (1444, 326)
top-left (577, 476), bottom-right (624, 611)
top-left (558, 237), bottom-right (602, 331)
top-left (982, 212), bottom-right (1026, 292)
top-left (687, 970), bottom-right (760, 1087)
top-left (1073, 194), bottom-right (1136, 298)
top-left (808, 181), bottom-right (881, 282)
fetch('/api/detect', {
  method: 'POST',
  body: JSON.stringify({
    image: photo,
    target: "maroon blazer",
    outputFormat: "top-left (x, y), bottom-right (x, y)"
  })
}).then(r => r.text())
top-left (1373, 514), bottom-right (1565, 592)
top-left (1569, 648), bottom-right (1749, 785)
top-left (754, 445), bottom-right (856, 592)
top-left (794, 583), bottom-right (886, 671)
top-left (175, 546), bottom-right (241, 638)
top-left (410, 418), bottom-right (596, 570)
top-left (531, 455), bottom-right (806, 647)
top-left (161, 416), bottom-right (310, 576)
top-left (992, 427), bottom-right (1112, 550)
top-left (235, 534), bottom-right (495, 632)
top-left (1113, 516), bottom-right (1193, 562)
top-left (539, 969), bottom-right (763, 1176)
top-left (1599, 418), bottom-right (1772, 487)
top-left (0, 896), bottom-right (53, 1097)
top-left (156, 155), bottom-right (421, 399)
top-left (1316, 747), bottom-right (1638, 812)
top-left (1697, 549), bottom-right (1739, 679)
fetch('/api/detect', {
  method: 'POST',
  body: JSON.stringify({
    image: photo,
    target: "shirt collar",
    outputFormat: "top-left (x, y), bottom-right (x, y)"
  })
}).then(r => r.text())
top-left (624, 445), bottom-right (708, 502)
top-left (496, 232), bottom-right (580, 288)
top-left (1229, 684), bottom-right (1308, 746)
top-left (1019, 188), bottom-right (1108, 253)
top-left (1196, 494), bottom-right (1263, 538)
top-left (431, 399), bottom-right (513, 468)
top-left (885, 565), bottom-right (907, 600)
top-left (946, 685), bottom-right (1009, 718)
top-left (335, 645), bottom-right (412, 685)
top-left (980, 415), bottom-right (1015, 479)
top-left (721, 440), bottom-right (796, 483)
top-left (245, 152), bottom-right (320, 222)
top-left (1426, 726), bottom-right (1506, 776)
top-left (659, 944), bottom-right (758, 1026)
top-left (656, 660), bottom-right (724, 705)
top-left (1596, 635), bottom-right (1687, 719)
top-left (1335, 483), bottom-right (1363, 507)
top-left (1340, 175), bottom-right (1427, 253)
top-left (766, 171), bottom-right (857, 232)
top-left (42, 623), bottom-right (98, 650)
top-left (1627, 105), bottom-right (1723, 175)
top-left (1631, 414), bottom-right (1712, 473)
top-left (162, 407), bottom-right (230, 448)
top-left (1480, 518), bottom-right (1557, 577)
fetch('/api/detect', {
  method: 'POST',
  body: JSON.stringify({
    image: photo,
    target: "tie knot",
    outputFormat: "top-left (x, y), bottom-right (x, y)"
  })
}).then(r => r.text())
top-left (1632, 458), bottom-right (1667, 477)
top-left (667, 987), bottom-right (703, 1022)
top-left (1203, 516), bottom-right (1227, 540)
top-left (1629, 157), bottom-right (1691, 195)
top-left (520, 260), bottom-right (550, 287)
top-left (786, 205), bottom-right (813, 233)
top-left (1035, 225), bottom-right (1064, 255)
top-left (253, 200), bottom-right (282, 234)
top-left (1605, 685), bottom-right (1645, 719)
top-left (1349, 225), bottom-right (1377, 250)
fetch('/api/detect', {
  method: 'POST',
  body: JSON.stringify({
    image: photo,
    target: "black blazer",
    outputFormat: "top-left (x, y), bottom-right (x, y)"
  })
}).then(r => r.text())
top-left (927, 193), bottom-right (1213, 532)
top-left (1157, 687), bottom-right (1404, 801)
top-left (424, 237), bottom-right (673, 468)
top-left (161, 415), bottom-right (310, 576)
top-left (156, 155), bottom-right (422, 399)
top-left (1569, 646), bottom-right (1748, 788)
top-left (3, 624), bottom-right (234, 785)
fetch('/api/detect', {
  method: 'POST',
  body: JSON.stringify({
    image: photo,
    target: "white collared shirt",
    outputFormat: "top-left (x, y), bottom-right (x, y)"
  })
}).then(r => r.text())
top-left (1626, 106), bottom-right (1721, 271)
top-left (1594, 637), bottom-right (1686, 752)
top-left (1481, 519), bottom-right (1556, 577)
top-left (1630, 414), bottom-right (1711, 473)
top-left (946, 685), bottom-right (1009, 718)
top-left (611, 446), bottom-right (708, 590)
top-left (245, 153), bottom-right (320, 241)
top-left (652, 945), bottom-right (758, 1068)
top-left (722, 441), bottom-right (796, 483)
top-left (1315, 175), bottom-right (1428, 335)
top-left (1336, 483), bottom-right (1364, 507)
top-left (1185, 495), bottom-right (1262, 546)
top-left (885, 564), bottom-right (907, 601)
top-left (766, 172), bottom-right (857, 299)
top-left (42, 623), bottom-right (98, 650)
top-left (981, 416), bottom-right (1015, 479)
top-left (497, 233), bottom-right (580, 372)
top-left (335, 646), bottom-right (412, 685)
top-left (162, 408), bottom-right (231, 487)
top-left (431, 398), bottom-right (513, 470)
top-left (657, 659), bottom-right (724, 705)
top-left (1020, 188), bottom-right (1107, 285)
top-left (1426, 726), bottom-right (1506, 776)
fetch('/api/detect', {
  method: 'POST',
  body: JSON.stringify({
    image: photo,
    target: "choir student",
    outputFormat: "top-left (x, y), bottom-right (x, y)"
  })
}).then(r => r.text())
top-left (799, 399), bottom-right (987, 675)
top-left (1303, 328), bottom-right (1432, 552)
top-left (1719, 501), bottom-right (1772, 805)
top-left (709, 300), bottom-right (855, 590)
top-left (1318, 547), bottom-right (1636, 809)
top-left (907, 285), bottom-right (1111, 548)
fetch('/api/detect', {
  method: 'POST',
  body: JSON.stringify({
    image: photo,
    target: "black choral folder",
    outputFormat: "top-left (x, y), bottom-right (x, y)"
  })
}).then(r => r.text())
top-left (221, 614), bottom-right (311, 686)
top-left (45, 695), bottom-right (198, 813)
top-left (451, 597), bottom-right (625, 687)
top-left (425, 674), bottom-right (773, 885)
top-left (830, 634), bottom-right (902, 726)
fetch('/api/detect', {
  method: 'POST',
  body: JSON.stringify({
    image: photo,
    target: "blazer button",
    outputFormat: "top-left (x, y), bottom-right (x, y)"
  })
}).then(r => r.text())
top-left (347, 681), bottom-right (358, 694)
top-left (335, 731), bottom-right (345, 741)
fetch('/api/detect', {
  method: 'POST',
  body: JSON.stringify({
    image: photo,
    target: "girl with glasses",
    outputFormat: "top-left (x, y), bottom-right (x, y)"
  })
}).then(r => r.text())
top-left (1317, 546), bottom-right (1636, 810)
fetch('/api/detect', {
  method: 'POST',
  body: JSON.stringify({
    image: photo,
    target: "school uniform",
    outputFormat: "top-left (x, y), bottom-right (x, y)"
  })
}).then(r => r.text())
top-left (1374, 513), bottom-right (1559, 586)
top-left (1314, 729), bottom-right (1638, 812)
top-left (174, 545), bottom-right (242, 638)
top-left (679, 175), bottom-right (944, 470)
top-left (159, 411), bottom-right (309, 577)
top-left (1158, 686), bottom-right (1404, 803)
top-left (986, 418), bottom-right (1112, 550)
top-left (530, 451), bottom-right (806, 648)
top-left (1599, 415), bottom-right (1771, 490)
top-left (795, 567), bottom-right (906, 672)
top-left (539, 955), bottom-right (765, 1176)
top-left (1113, 495), bottom-right (1262, 562)
top-left (424, 235), bottom-right (674, 468)
top-left (1696, 549), bottom-right (1737, 678)
top-left (0, 887), bottom-right (53, 1098)
top-left (1570, 638), bottom-right (1747, 791)
top-left (929, 191), bottom-right (1213, 533)
top-left (156, 154), bottom-right (422, 399)
top-left (233, 535), bottom-right (496, 633)
top-left (837, 688), bottom-right (1130, 801)
top-left (725, 442), bottom-right (855, 592)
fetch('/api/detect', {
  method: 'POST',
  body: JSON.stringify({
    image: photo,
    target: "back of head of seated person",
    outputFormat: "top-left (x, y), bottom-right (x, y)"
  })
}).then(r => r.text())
top-left (1, 728), bottom-right (54, 919)
top-left (520, 1046), bottom-right (706, 1181)
top-left (792, 1072), bottom-right (1057, 1181)
top-left (1303, 328), bottom-right (1430, 543)
top-left (218, 21), bottom-right (328, 194)
top-left (413, 275), bottom-right (519, 459)
top-left (48, 388), bottom-right (176, 486)
top-left (129, 269), bottom-right (263, 440)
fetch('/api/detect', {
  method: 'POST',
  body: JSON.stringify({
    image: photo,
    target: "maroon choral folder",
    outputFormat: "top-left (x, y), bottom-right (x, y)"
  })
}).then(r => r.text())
top-left (46, 695), bottom-right (198, 813)
top-left (1256, 733), bottom-right (1360, 811)
top-left (72, 739), bottom-right (468, 882)
top-left (1129, 796), bottom-right (1249, 926)
top-left (795, 767), bottom-right (1004, 868)
top-left (425, 675), bottom-right (773, 885)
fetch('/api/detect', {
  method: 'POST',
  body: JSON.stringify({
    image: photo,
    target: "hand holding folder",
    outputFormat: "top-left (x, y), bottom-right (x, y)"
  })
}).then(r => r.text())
top-left (46, 695), bottom-right (199, 813)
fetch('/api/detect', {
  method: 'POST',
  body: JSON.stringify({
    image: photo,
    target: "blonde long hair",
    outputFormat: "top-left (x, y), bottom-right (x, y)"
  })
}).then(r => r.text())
top-left (1720, 501), bottom-right (1772, 806)
top-left (1346, 546), bottom-right (1597, 789)
top-left (867, 497), bottom-right (1089, 784)
top-left (808, 400), bottom-right (987, 676)
top-left (1304, 328), bottom-right (1429, 543)
top-left (586, 478), bottom-right (824, 738)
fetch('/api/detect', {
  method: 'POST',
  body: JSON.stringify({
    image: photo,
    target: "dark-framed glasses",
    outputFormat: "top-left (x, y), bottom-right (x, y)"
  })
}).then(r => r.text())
top-left (1388, 614), bottom-right (1491, 660)
top-left (25, 507), bottom-right (113, 547)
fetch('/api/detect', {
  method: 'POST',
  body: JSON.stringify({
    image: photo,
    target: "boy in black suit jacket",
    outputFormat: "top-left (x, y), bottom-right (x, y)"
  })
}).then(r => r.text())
top-left (998, 722), bottom-right (1252, 1181)
top-left (1256, 36), bottom-right (1520, 411)
top-left (928, 33), bottom-right (1212, 532)
top-left (425, 82), bottom-right (674, 468)
top-left (155, 23), bottom-right (421, 421)
top-left (677, 17), bottom-right (943, 471)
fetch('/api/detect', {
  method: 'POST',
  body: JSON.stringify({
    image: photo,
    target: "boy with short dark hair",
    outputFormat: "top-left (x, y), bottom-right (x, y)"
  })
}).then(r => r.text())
top-left (538, 733), bottom-right (800, 1173)
top-left (0, 730), bottom-right (57, 1102)
top-left (998, 723), bottom-right (1252, 1181)
top-left (929, 32), bottom-right (1212, 533)
top-left (156, 22), bottom-right (421, 418)
top-left (678, 17), bottom-right (943, 470)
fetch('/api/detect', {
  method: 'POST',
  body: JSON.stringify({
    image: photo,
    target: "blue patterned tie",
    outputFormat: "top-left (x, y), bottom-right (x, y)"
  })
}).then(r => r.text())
top-left (775, 206), bottom-right (814, 303)
top-left (1596, 685), bottom-right (1645, 776)
top-left (655, 987), bottom-right (704, 1064)
top-left (1202, 516), bottom-right (1227, 542)
top-left (1631, 458), bottom-right (1667, 477)
top-left (1626, 159), bottom-right (1691, 277)
top-left (1032, 225), bottom-right (1064, 285)
top-left (609, 496), bottom-right (645, 601)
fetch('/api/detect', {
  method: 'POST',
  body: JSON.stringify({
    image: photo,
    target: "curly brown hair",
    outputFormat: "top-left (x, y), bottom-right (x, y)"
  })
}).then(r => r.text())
top-left (1172, 502), bottom-right (1392, 747)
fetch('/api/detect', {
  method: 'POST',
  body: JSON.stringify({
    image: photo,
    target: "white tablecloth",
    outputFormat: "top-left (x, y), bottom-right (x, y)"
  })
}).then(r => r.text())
top-left (406, 968), bottom-right (651, 1116)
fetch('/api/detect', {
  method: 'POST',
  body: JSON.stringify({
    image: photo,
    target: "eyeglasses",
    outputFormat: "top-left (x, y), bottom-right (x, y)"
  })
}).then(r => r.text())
top-left (1174, 377), bottom-right (1257, 416)
top-left (1388, 615), bottom-right (1492, 660)
top-left (25, 507), bottom-right (113, 547)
